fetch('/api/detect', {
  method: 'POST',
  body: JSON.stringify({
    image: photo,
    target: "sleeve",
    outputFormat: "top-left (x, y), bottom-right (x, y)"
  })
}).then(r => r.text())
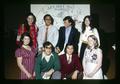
top-left (52, 27), bottom-right (59, 47)
top-left (15, 48), bottom-right (22, 57)
top-left (74, 54), bottom-right (82, 72)
top-left (82, 49), bottom-right (87, 72)
top-left (78, 33), bottom-right (83, 55)
top-left (37, 26), bottom-right (43, 49)
top-left (35, 55), bottom-right (42, 79)
top-left (93, 28), bottom-right (100, 47)
top-left (53, 53), bottom-right (61, 71)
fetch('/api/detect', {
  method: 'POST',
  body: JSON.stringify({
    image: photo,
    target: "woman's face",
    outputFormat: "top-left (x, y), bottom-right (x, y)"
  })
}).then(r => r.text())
top-left (44, 45), bottom-right (52, 56)
top-left (44, 16), bottom-right (52, 26)
top-left (85, 18), bottom-right (90, 27)
top-left (66, 45), bottom-right (74, 55)
top-left (22, 36), bottom-right (30, 45)
top-left (27, 15), bottom-right (34, 25)
top-left (87, 37), bottom-right (95, 48)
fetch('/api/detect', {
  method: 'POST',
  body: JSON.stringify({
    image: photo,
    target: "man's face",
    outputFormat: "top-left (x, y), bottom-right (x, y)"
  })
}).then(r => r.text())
top-left (66, 45), bottom-right (74, 55)
top-left (44, 45), bottom-right (52, 56)
top-left (64, 20), bottom-right (71, 28)
top-left (44, 16), bottom-right (52, 26)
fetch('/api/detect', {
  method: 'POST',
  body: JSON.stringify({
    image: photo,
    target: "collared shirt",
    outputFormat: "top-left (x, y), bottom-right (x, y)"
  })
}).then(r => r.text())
top-left (37, 25), bottom-right (59, 48)
top-left (65, 26), bottom-right (72, 44)
top-left (66, 54), bottom-right (72, 64)
top-left (42, 52), bottom-right (53, 62)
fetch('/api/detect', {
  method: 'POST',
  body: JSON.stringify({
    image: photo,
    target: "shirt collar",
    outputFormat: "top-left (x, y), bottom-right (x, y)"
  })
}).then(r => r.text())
top-left (42, 52), bottom-right (53, 60)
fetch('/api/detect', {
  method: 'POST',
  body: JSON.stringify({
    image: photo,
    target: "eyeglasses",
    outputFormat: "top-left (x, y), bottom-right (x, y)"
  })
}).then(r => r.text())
top-left (45, 46), bottom-right (52, 49)
top-left (45, 19), bottom-right (51, 21)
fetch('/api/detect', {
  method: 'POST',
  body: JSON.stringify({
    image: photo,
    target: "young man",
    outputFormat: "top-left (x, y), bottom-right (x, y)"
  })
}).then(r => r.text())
top-left (56, 16), bottom-right (80, 55)
top-left (35, 41), bottom-right (61, 79)
top-left (59, 43), bottom-right (83, 80)
top-left (37, 14), bottom-right (59, 53)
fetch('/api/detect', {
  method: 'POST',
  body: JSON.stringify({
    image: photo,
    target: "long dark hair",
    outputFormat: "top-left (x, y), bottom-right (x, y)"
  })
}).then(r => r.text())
top-left (82, 15), bottom-right (93, 33)
top-left (24, 12), bottom-right (36, 32)
top-left (19, 32), bottom-right (33, 47)
top-left (63, 16), bottom-right (75, 28)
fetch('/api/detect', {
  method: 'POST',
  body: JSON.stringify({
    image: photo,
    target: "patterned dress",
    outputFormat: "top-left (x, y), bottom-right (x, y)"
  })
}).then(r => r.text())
top-left (83, 48), bottom-right (103, 79)
top-left (15, 47), bottom-right (36, 79)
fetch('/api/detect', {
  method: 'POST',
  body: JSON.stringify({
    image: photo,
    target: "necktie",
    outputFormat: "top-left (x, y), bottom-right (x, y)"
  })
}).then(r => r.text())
top-left (44, 27), bottom-right (48, 42)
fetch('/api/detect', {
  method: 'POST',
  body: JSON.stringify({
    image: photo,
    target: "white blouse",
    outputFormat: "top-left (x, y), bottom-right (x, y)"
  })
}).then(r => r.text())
top-left (78, 27), bottom-right (100, 54)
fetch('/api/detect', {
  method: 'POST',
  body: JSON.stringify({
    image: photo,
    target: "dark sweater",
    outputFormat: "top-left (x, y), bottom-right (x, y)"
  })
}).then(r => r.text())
top-left (59, 54), bottom-right (82, 78)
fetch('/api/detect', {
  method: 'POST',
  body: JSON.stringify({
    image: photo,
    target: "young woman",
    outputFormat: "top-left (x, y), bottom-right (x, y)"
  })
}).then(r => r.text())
top-left (59, 43), bottom-right (83, 80)
top-left (16, 12), bottom-right (38, 48)
top-left (15, 32), bottom-right (37, 79)
top-left (82, 35), bottom-right (103, 79)
top-left (78, 15), bottom-right (100, 64)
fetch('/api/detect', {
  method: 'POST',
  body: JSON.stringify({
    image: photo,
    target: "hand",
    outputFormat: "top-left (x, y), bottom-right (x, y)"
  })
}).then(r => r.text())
top-left (46, 69), bottom-right (54, 76)
top-left (78, 53), bottom-right (80, 58)
top-left (55, 47), bottom-right (61, 54)
top-left (72, 70), bottom-right (78, 80)
top-left (33, 72), bottom-right (35, 77)
top-left (16, 35), bottom-right (21, 41)
top-left (26, 73), bottom-right (32, 79)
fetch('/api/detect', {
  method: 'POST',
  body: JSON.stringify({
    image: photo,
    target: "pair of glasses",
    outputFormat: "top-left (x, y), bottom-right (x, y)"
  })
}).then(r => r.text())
top-left (45, 19), bottom-right (51, 21)
top-left (45, 46), bottom-right (52, 49)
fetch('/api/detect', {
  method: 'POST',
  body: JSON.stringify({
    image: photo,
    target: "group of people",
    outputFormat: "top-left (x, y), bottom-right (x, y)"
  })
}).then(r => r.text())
top-left (15, 12), bottom-right (104, 80)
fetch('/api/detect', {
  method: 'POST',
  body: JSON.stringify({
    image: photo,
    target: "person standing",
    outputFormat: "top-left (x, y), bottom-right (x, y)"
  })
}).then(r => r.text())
top-left (15, 32), bottom-right (37, 79)
top-left (56, 16), bottom-right (80, 55)
top-left (82, 35), bottom-right (103, 79)
top-left (37, 14), bottom-right (59, 53)
top-left (78, 15), bottom-right (100, 64)
top-left (16, 12), bottom-right (38, 49)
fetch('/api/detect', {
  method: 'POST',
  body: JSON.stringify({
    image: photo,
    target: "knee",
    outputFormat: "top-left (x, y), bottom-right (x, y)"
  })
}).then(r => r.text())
top-left (51, 71), bottom-right (61, 79)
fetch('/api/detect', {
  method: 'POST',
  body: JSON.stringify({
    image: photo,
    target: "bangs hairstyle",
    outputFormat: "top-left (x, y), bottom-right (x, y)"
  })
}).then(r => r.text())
top-left (64, 43), bottom-right (74, 53)
top-left (43, 41), bottom-right (54, 52)
top-left (43, 14), bottom-right (54, 25)
top-left (87, 35), bottom-right (99, 49)
top-left (19, 32), bottom-right (33, 47)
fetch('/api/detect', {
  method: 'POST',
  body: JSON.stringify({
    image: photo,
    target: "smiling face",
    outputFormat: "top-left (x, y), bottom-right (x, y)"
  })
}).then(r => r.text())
top-left (44, 16), bottom-right (52, 26)
top-left (27, 15), bottom-right (34, 25)
top-left (85, 17), bottom-right (90, 27)
top-left (66, 45), bottom-right (74, 55)
top-left (44, 45), bottom-right (52, 56)
top-left (22, 36), bottom-right (30, 46)
top-left (87, 36), bottom-right (96, 48)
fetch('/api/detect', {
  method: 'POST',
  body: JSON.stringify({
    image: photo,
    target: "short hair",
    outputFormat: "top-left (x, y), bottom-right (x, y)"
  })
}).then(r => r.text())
top-left (87, 35), bottom-right (99, 49)
top-left (19, 32), bottom-right (33, 47)
top-left (43, 14), bottom-right (54, 25)
top-left (43, 41), bottom-right (54, 52)
top-left (63, 16), bottom-right (75, 27)
top-left (64, 43), bottom-right (74, 53)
